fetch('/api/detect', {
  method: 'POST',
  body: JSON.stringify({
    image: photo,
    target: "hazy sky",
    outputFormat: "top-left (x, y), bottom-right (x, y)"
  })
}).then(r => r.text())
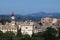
top-left (0, 0), bottom-right (60, 15)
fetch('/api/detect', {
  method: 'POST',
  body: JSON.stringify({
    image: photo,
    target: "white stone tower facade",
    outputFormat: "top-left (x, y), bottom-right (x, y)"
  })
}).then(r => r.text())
top-left (11, 12), bottom-right (15, 25)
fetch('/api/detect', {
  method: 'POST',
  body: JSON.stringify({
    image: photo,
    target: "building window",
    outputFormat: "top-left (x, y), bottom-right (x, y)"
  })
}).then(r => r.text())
top-left (35, 26), bottom-right (37, 29)
top-left (26, 27), bottom-right (28, 29)
top-left (52, 23), bottom-right (54, 25)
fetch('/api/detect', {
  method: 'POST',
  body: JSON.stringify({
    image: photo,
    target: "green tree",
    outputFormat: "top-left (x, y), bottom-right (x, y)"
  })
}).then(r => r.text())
top-left (15, 34), bottom-right (30, 40)
top-left (0, 19), bottom-right (6, 25)
top-left (0, 31), bottom-right (3, 40)
top-left (32, 32), bottom-right (44, 40)
top-left (15, 29), bottom-right (22, 40)
top-left (43, 27), bottom-right (58, 40)
top-left (16, 29), bottom-right (22, 37)
top-left (58, 27), bottom-right (60, 40)
top-left (23, 34), bottom-right (31, 40)
top-left (31, 37), bottom-right (41, 40)
top-left (2, 31), bottom-right (15, 40)
top-left (0, 18), bottom-right (11, 25)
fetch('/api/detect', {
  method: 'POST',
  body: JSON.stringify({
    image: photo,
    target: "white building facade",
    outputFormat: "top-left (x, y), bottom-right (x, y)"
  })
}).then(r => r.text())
top-left (0, 12), bottom-right (17, 35)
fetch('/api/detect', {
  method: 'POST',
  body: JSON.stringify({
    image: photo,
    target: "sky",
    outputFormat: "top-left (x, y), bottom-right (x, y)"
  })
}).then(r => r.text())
top-left (0, 0), bottom-right (60, 15)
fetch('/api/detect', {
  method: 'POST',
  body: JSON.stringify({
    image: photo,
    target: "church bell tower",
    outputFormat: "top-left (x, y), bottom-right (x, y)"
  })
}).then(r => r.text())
top-left (11, 12), bottom-right (15, 25)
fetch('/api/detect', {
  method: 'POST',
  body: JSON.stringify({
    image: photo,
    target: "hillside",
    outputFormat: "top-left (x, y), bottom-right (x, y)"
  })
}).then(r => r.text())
top-left (0, 12), bottom-right (60, 22)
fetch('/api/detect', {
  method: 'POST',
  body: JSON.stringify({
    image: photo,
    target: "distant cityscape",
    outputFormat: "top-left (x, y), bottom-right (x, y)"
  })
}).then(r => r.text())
top-left (0, 12), bottom-right (59, 40)
top-left (0, 12), bottom-right (59, 36)
top-left (0, 0), bottom-right (60, 40)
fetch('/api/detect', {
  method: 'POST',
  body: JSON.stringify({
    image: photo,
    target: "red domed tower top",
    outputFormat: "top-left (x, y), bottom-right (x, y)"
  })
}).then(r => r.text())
top-left (12, 12), bottom-right (14, 16)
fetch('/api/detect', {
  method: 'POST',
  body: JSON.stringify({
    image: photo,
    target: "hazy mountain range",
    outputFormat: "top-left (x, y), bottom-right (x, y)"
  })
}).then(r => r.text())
top-left (0, 12), bottom-right (60, 22)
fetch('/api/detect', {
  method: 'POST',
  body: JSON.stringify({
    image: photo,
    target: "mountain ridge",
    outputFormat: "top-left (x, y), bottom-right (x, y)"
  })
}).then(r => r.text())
top-left (0, 12), bottom-right (60, 22)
